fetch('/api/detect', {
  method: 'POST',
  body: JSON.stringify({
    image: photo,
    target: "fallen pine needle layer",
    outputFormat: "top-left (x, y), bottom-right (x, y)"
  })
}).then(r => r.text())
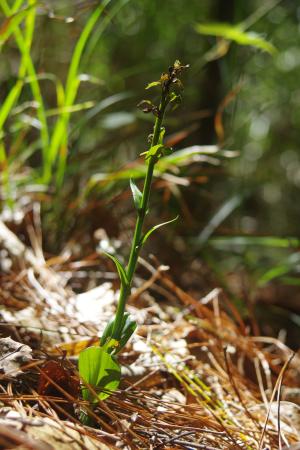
top-left (0, 219), bottom-right (299, 449)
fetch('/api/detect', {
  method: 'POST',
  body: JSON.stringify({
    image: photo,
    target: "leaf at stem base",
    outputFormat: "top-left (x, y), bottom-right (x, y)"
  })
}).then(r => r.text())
top-left (79, 346), bottom-right (120, 402)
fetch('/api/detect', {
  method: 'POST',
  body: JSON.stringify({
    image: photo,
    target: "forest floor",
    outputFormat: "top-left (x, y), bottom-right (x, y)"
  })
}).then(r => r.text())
top-left (0, 217), bottom-right (300, 450)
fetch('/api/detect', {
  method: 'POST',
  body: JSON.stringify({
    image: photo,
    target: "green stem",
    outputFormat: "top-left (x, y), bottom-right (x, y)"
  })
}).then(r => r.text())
top-left (111, 94), bottom-right (168, 340)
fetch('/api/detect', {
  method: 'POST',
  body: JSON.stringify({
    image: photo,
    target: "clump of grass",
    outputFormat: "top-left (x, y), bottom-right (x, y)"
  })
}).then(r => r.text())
top-left (0, 0), bottom-right (127, 204)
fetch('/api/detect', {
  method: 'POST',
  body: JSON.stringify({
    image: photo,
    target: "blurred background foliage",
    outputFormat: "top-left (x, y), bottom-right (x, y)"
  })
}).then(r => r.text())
top-left (1, 0), bottom-right (300, 344)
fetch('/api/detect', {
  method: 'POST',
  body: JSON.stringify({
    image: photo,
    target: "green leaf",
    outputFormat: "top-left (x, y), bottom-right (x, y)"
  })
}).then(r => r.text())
top-left (102, 252), bottom-right (128, 288)
top-left (141, 142), bottom-right (172, 160)
top-left (0, 8), bottom-right (31, 47)
top-left (100, 318), bottom-right (115, 347)
top-left (209, 236), bottom-right (300, 249)
top-left (102, 338), bottom-right (119, 353)
top-left (79, 346), bottom-right (121, 402)
top-left (101, 313), bottom-right (137, 353)
top-left (156, 145), bottom-right (237, 172)
top-left (158, 127), bottom-right (165, 145)
top-left (195, 23), bottom-right (276, 55)
top-left (89, 146), bottom-right (237, 187)
top-left (143, 144), bottom-right (165, 161)
top-left (162, 147), bottom-right (173, 157)
top-left (117, 313), bottom-right (137, 353)
top-left (196, 195), bottom-right (243, 246)
top-left (258, 252), bottom-right (300, 286)
top-left (130, 179), bottom-right (142, 210)
top-left (145, 81), bottom-right (161, 89)
top-left (141, 216), bottom-right (178, 246)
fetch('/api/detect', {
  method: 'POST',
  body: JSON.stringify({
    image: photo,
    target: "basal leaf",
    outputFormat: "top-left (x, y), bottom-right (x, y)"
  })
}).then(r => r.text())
top-left (79, 346), bottom-right (121, 402)
top-left (130, 178), bottom-right (142, 210)
top-left (141, 216), bottom-right (178, 246)
top-left (195, 23), bottom-right (276, 55)
top-left (102, 252), bottom-right (128, 288)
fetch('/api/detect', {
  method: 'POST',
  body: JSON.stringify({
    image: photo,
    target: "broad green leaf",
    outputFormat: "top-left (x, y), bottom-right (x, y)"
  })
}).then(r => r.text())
top-left (195, 23), bottom-right (276, 55)
top-left (79, 346), bottom-right (121, 401)
top-left (141, 216), bottom-right (178, 246)
top-left (103, 252), bottom-right (128, 288)
top-left (146, 81), bottom-right (161, 89)
top-left (130, 179), bottom-right (142, 210)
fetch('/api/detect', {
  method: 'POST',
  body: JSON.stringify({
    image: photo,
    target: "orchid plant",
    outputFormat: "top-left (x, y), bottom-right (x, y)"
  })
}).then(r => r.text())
top-left (78, 61), bottom-right (188, 423)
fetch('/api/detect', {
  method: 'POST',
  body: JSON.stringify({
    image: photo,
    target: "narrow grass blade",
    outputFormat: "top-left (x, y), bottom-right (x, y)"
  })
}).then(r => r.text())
top-left (196, 194), bottom-right (243, 246)
top-left (47, 0), bottom-right (112, 186)
top-left (195, 22), bottom-right (276, 54)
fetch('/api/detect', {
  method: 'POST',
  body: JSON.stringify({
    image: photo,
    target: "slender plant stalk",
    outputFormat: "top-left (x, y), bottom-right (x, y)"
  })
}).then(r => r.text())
top-left (111, 77), bottom-right (175, 340)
